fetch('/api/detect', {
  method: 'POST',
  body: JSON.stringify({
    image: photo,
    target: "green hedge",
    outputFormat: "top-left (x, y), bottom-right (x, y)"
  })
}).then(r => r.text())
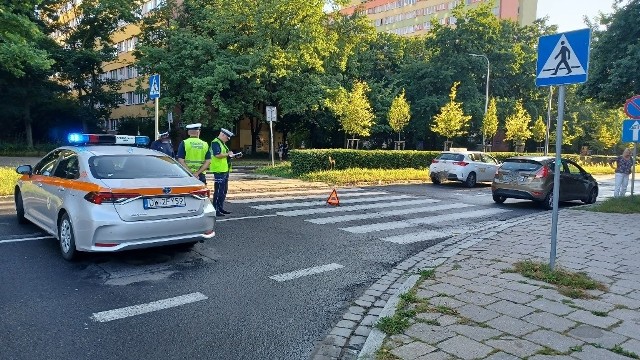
top-left (0, 142), bottom-right (59, 156)
top-left (289, 149), bottom-right (633, 175)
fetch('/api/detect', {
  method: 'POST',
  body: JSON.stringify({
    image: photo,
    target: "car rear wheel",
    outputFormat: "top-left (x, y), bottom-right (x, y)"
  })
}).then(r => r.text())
top-left (58, 213), bottom-right (78, 261)
top-left (465, 172), bottom-right (477, 188)
top-left (15, 190), bottom-right (27, 224)
top-left (492, 194), bottom-right (506, 204)
top-left (584, 187), bottom-right (598, 204)
top-left (541, 190), bottom-right (553, 210)
top-left (430, 176), bottom-right (441, 185)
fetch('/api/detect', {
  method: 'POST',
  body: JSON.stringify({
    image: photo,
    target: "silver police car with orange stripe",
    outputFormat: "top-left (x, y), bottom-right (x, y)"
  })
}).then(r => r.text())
top-left (14, 133), bottom-right (216, 260)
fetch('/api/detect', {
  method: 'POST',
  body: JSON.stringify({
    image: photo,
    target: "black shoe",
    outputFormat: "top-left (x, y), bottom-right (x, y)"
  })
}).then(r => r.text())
top-left (219, 209), bottom-right (231, 215)
top-left (216, 212), bottom-right (225, 217)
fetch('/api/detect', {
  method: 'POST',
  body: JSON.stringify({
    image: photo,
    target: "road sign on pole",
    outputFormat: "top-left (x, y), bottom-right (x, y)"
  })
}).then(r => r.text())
top-left (536, 29), bottom-right (592, 271)
top-left (266, 106), bottom-right (277, 122)
top-left (266, 106), bottom-right (277, 166)
top-left (536, 29), bottom-right (591, 87)
top-left (622, 119), bottom-right (640, 142)
top-left (624, 96), bottom-right (640, 119)
top-left (149, 74), bottom-right (160, 139)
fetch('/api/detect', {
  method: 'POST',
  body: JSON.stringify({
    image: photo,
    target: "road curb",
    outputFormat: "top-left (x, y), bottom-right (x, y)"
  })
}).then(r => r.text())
top-left (311, 212), bottom-right (548, 360)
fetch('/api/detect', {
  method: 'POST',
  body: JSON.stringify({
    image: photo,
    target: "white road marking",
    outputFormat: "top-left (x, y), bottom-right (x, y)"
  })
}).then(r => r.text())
top-left (252, 195), bottom-right (412, 210)
top-left (228, 191), bottom-right (389, 204)
top-left (277, 198), bottom-right (440, 217)
top-left (217, 214), bottom-right (278, 222)
top-left (381, 221), bottom-right (502, 244)
top-left (227, 187), bottom-right (364, 199)
top-left (0, 236), bottom-right (54, 244)
top-left (269, 263), bottom-right (344, 282)
top-left (90, 292), bottom-right (208, 323)
top-left (341, 208), bottom-right (510, 233)
top-left (307, 203), bottom-right (474, 224)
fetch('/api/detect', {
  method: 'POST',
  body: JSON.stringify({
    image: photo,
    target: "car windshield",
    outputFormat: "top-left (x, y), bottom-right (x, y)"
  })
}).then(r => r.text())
top-left (89, 155), bottom-right (191, 179)
top-left (500, 159), bottom-right (543, 172)
top-left (437, 153), bottom-right (465, 161)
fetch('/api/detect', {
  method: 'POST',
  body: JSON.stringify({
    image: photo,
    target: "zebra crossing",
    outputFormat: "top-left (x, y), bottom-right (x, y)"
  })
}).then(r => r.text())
top-left (228, 188), bottom-right (513, 245)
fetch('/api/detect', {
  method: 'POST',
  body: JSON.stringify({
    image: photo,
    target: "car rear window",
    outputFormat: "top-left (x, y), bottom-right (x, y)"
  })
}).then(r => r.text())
top-left (501, 159), bottom-right (543, 172)
top-left (437, 153), bottom-right (465, 161)
top-left (89, 155), bottom-right (191, 179)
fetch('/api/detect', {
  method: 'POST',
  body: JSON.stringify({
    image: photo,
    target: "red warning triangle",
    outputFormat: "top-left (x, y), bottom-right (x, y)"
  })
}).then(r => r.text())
top-left (326, 189), bottom-right (340, 206)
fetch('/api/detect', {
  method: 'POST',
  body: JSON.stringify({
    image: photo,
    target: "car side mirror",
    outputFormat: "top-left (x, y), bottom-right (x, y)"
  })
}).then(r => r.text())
top-left (16, 165), bottom-right (32, 176)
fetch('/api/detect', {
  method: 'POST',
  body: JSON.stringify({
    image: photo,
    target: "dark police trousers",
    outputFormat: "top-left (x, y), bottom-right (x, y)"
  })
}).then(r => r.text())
top-left (212, 172), bottom-right (229, 211)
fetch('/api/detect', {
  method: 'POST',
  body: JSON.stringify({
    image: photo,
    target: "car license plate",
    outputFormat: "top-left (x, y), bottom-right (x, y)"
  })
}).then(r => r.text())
top-left (144, 196), bottom-right (186, 209)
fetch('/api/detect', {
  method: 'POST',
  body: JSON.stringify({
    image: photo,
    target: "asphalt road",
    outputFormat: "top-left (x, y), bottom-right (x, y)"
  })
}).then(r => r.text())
top-left (0, 180), bottom-right (626, 360)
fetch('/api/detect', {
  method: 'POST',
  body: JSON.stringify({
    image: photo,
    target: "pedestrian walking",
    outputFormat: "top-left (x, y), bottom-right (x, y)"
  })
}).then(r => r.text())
top-left (210, 128), bottom-right (240, 216)
top-left (150, 131), bottom-right (174, 157)
top-left (176, 123), bottom-right (211, 184)
top-left (277, 142), bottom-right (284, 161)
top-left (609, 148), bottom-right (633, 197)
top-left (282, 141), bottom-right (289, 160)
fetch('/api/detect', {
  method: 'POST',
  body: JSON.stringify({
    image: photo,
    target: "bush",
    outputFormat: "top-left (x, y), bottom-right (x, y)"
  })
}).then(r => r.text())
top-left (289, 149), bottom-right (439, 175)
top-left (0, 142), bottom-right (58, 156)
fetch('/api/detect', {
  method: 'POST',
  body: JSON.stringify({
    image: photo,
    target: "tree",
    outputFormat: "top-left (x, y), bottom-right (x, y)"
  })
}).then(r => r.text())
top-left (589, 108), bottom-right (625, 154)
top-left (581, 0), bottom-right (640, 107)
top-left (532, 116), bottom-right (547, 146)
top-left (504, 100), bottom-right (532, 151)
top-left (45, 0), bottom-right (144, 132)
top-left (0, 1), bottom-right (53, 77)
top-left (325, 80), bottom-right (375, 144)
top-left (431, 82), bottom-right (471, 148)
top-left (387, 89), bottom-right (411, 142)
top-left (482, 97), bottom-right (498, 145)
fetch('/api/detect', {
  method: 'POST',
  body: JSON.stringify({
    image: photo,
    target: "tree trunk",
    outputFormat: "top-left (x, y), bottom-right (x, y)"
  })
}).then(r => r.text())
top-left (24, 100), bottom-right (33, 148)
top-left (249, 116), bottom-right (263, 154)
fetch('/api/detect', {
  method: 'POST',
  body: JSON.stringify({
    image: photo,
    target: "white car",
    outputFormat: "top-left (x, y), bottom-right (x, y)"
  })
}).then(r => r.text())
top-left (14, 133), bottom-right (216, 260)
top-left (429, 150), bottom-right (500, 187)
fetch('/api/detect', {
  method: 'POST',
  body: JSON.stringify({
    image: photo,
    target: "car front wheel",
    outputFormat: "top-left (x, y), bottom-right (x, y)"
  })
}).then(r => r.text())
top-left (58, 213), bottom-right (78, 261)
top-left (15, 190), bottom-right (27, 224)
top-left (492, 194), bottom-right (506, 204)
top-left (584, 187), bottom-right (598, 204)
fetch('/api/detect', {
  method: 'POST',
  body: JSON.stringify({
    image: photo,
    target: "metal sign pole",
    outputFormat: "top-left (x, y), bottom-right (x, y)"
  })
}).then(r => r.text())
top-left (545, 86), bottom-right (553, 156)
top-left (549, 85), bottom-right (565, 271)
top-left (632, 144), bottom-right (637, 196)
top-left (154, 98), bottom-right (159, 140)
top-left (269, 120), bottom-right (275, 167)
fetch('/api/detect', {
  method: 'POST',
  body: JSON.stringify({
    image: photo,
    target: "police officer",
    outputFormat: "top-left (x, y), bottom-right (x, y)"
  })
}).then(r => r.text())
top-left (176, 123), bottom-right (211, 184)
top-left (150, 131), bottom-right (174, 157)
top-left (210, 128), bottom-right (240, 216)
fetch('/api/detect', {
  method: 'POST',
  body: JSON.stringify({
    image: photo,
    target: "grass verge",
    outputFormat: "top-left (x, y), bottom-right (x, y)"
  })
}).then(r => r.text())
top-left (0, 167), bottom-right (20, 196)
top-left (511, 260), bottom-right (607, 299)
top-left (581, 195), bottom-right (640, 214)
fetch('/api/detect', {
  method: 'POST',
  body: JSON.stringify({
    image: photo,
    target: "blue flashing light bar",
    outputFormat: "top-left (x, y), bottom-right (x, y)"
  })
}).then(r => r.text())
top-left (67, 133), bottom-right (150, 146)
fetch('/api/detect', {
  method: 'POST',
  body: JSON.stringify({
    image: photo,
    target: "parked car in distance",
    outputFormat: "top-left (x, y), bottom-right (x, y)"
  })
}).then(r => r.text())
top-left (429, 150), bottom-right (500, 187)
top-left (491, 156), bottom-right (598, 210)
top-left (14, 133), bottom-right (216, 260)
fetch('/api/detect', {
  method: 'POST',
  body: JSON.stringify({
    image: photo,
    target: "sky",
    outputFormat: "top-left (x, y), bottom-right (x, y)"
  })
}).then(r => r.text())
top-left (536, 0), bottom-right (617, 32)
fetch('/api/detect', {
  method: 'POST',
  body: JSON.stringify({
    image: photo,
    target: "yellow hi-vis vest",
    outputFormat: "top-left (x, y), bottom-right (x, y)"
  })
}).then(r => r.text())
top-left (183, 137), bottom-right (209, 173)
top-left (209, 137), bottom-right (230, 173)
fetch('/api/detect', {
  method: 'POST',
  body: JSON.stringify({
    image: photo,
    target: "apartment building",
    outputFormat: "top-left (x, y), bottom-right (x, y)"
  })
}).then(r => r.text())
top-left (341, 0), bottom-right (538, 36)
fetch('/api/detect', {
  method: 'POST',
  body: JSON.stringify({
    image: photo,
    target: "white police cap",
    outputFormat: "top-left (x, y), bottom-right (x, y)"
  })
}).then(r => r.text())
top-left (159, 131), bottom-right (169, 138)
top-left (185, 123), bottom-right (202, 130)
top-left (220, 128), bottom-right (234, 137)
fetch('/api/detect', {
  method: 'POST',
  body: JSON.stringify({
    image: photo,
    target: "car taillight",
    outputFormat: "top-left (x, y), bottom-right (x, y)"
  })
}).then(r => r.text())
top-left (431, 159), bottom-right (439, 163)
top-left (84, 192), bottom-right (140, 204)
top-left (534, 166), bottom-right (549, 179)
top-left (191, 189), bottom-right (210, 198)
top-left (453, 161), bottom-right (469, 166)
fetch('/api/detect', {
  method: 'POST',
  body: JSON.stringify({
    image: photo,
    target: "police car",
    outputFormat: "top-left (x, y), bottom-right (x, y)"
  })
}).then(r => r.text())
top-left (14, 133), bottom-right (216, 260)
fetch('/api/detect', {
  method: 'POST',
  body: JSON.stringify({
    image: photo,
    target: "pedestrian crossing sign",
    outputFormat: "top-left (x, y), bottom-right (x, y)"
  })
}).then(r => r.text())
top-left (149, 74), bottom-right (160, 99)
top-left (326, 189), bottom-right (340, 206)
top-left (536, 29), bottom-right (591, 87)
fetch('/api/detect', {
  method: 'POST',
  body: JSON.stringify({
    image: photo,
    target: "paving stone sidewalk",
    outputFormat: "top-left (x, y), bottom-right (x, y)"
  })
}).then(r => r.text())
top-left (361, 210), bottom-right (640, 360)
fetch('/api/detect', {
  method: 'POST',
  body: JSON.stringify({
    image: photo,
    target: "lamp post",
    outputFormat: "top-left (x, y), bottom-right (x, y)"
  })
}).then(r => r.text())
top-left (469, 53), bottom-right (490, 151)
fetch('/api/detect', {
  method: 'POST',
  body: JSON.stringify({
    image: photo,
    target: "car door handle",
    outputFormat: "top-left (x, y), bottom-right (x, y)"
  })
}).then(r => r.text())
top-left (37, 183), bottom-right (43, 187)
top-left (58, 187), bottom-right (65, 192)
